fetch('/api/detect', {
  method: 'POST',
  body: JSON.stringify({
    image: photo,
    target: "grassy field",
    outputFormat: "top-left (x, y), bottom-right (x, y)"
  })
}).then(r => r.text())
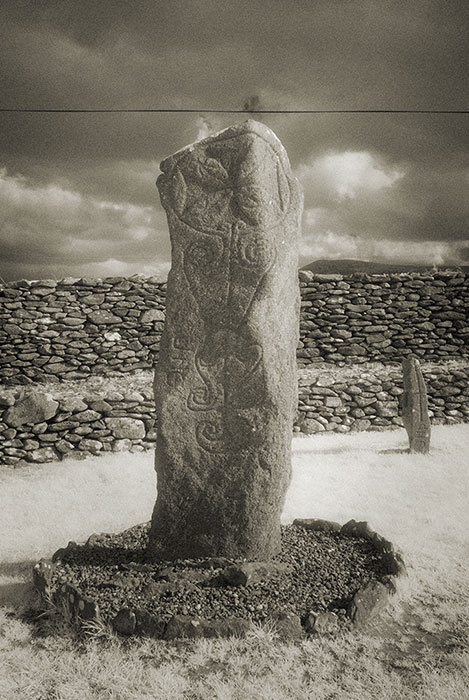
top-left (1, 424), bottom-right (468, 699)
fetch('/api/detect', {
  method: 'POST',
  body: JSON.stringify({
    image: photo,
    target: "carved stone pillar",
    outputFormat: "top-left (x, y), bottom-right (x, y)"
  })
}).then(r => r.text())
top-left (147, 120), bottom-right (303, 561)
top-left (401, 357), bottom-right (431, 453)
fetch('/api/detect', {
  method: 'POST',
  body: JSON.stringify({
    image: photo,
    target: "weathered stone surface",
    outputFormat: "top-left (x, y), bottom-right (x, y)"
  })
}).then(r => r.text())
top-left (340, 519), bottom-right (375, 538)
top-left (349, 580), bottom-right (389, 627)
top-left (147, 120), bottom-right (302, 561)
top-left (51, 581), bottom-right (100, 622)
top-left (78, 438), bottom-right (103, 453)
top-left (88, 399), bottom-right (113, 415)
top-left (32, 559), bottom-right (53, 596)
top-left (75, 596), bottom-right (100, 621)
top-left (140, 309), bottom-right (165, 323)
top-left (293, 518), bottom-right (342, 533)
top-left (26, 447), bottom-right (58, 463)
top-left (0, 394), bottom-right (15, 408)
top-left (112, 438), bottom-right (133, 452)
top-left (59, 397), bottom-right (88, 413)
top-left (401, 357), bottom-right (431, 453)
top-left (112, 608), bottom-right (136, 635)
top-left (87, 310), bottom-right (121, 324)
top-left (163, 615), bottom-right (206, 640)
top-left (304, 611), bottom-right (340, 635)
top-left (4, 392), bottom-right (59, 426)
top-left (134, 608), bottom-right (166, 638)
top-left (267, 610), bottom-right (304, 640)
top-left (299, 417), bottom-right (326, 434)
top-left (207, 617), bottom-right (254, 638)
top-left (381, 551), bottom-right (407, 577)
top-left (0, 269), bottom-right (467, 390)
top-left (105, 417), bottom-right (146, 439)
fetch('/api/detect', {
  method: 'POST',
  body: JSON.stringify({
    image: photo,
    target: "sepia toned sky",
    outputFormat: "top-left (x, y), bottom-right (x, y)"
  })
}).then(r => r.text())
top-left (0, 0), bottom-right (467, 281)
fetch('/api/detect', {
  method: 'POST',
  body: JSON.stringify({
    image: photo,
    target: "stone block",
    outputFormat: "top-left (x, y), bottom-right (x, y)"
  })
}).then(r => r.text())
top-left (349, 581), bottom-right (389, 627)
top-left (105, 417), bottom-right (146, 439)
top-left (300, 418), bottom-right (326, 434)
top-left (140, 309), bottom-right (165, 323)
top-left (220, 561), bottom-right (290, 586)
top-left (87, 310), bottom-right (121, 324)
top-left (26, 447), bottom-right (58, 463)
top-left (4, 393), bottom-right (59, 427)
top-left (267, 611), bottom-right (304, 640)
top-left (304, 611), bottom-right (340, 635)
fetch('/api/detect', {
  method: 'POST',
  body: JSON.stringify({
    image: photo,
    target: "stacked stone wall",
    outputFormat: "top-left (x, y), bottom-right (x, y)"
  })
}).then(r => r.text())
top-left (0, 271), bottom-right (467, 385)
top-left (1, 271), bottom-right (467, 465)
top-left (297, 270), bottom-right (467, 366)
top-left (0, 276), bottom-right (166, 385)
top-left (1, 363), bottom-right (467, 466)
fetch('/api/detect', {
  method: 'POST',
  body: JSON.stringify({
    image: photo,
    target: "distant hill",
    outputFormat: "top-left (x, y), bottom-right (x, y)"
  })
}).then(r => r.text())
top-left (300, 259), bottom-right (469, 274)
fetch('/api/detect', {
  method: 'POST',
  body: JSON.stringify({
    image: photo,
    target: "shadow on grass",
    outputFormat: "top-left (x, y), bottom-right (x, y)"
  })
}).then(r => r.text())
top-left (0, 560), bottom-right (82, 640)
top-left (0, 561), bottom-right (39, 609)
top-left (366, 602), bottom-right (467, 671)
top-left (293, 444), bottom-right (411, 456)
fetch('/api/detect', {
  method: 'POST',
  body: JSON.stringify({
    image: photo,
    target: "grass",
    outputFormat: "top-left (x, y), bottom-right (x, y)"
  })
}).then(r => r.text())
top-left (3, 357), bottom-right (467, 403)
top-left (1, 424), bottom-right (468, 699)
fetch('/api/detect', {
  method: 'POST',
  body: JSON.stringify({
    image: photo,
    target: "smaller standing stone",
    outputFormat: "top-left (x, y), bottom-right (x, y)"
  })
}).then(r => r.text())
top-left (401, 357), bottom-right (431, 453)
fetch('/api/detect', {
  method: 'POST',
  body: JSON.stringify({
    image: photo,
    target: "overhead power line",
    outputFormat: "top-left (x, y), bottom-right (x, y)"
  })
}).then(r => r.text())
top-left (0, 108), bottom-right (467, 114)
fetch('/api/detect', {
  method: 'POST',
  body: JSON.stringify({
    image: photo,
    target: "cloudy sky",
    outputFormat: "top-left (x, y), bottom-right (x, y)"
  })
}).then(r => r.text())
top-left (0, 0), bottom-right (467, 281)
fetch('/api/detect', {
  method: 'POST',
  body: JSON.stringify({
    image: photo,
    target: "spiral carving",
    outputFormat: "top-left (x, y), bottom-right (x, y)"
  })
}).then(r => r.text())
top-left (195, 418), bottom-right (225, 453)
top-left (186, 237), bottom-right (222, 268)
top-left (188, 385), bottom-right (215, 411)
top-left (233, 227), bottom-right (275, 271)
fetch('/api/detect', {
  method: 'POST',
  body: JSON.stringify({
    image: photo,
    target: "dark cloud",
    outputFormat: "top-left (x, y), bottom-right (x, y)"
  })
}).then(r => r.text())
top-left (0, 0), bottom-right (467, 280)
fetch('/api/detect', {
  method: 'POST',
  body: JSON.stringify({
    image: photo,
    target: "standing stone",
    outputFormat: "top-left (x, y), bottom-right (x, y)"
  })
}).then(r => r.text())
top-left (401, 357), bottom-right (431, 453)
top-left (147, 120), bottom-right (302, 561)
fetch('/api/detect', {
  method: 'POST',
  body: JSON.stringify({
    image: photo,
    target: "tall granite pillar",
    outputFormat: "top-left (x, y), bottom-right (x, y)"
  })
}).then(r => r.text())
top-left (147, 120), bottom-right (303, 561)
top-left (401, 357), bottom-right (431, 453)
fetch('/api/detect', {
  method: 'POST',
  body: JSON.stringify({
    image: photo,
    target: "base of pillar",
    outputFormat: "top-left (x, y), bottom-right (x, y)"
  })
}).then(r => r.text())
top-left (33, 519), bottom-right (406, 640)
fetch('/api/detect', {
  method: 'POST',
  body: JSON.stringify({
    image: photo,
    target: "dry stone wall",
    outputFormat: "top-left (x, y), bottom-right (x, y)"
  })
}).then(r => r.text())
top-left (1, 362), bottom-right (467, 466)
top-left (0, 271), bottom-right (467, 385)
top-left (297, 270), bottom-right (467, 366)
top-left (0, 276), bottom-right (166, 385)
top-left (1, 271), bottom-right (467, 466)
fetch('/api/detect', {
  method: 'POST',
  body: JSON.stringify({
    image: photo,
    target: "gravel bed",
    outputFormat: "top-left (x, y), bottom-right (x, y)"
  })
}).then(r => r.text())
top-left (50, 523), bottom-right (390, 625)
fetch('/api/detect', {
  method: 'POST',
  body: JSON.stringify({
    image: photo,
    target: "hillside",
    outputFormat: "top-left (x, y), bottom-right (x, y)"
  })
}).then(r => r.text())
top-left (300, 259), bottom-right (469, 274)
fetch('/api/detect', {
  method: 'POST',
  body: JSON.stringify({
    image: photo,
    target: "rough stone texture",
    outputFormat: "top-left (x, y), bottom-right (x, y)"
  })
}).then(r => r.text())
top-left (267, 610), bottom-right (305, 640)
top-left (293, 518), bottom-right (342, 533)
top-left (112, 608), bottom-right (137, 635)
top-left (304, 611), bottom-right (340, 635)
top-left (0, 272), bottom-right (467, 386)
top-left (32, 559), bottom-right (53, 596)
top-left (33, 518), bottom-right (406, 640)
top-left (349, 580), bottom-right (390, 627)
top-left (1, 361), bottom-right (468, 466)
top-left (220, 561), bottom-right (290, 586)
top-left (147, 121), bottom-right (302, 561)
top-left (4, 392), bottom-right (58, 427)
top-left (401, 357), bottom-right (431, 453)
top-left (104, 417), bottom-right (146, 439)
top-left (52, 581), bottom-right (100, 622)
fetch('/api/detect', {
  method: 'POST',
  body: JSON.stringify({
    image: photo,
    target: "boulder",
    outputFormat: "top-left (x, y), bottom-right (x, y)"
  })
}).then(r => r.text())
top-left (105, 417), bottom-right (146, 439)
top-left (4, 393), bottom-right (59, 427)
